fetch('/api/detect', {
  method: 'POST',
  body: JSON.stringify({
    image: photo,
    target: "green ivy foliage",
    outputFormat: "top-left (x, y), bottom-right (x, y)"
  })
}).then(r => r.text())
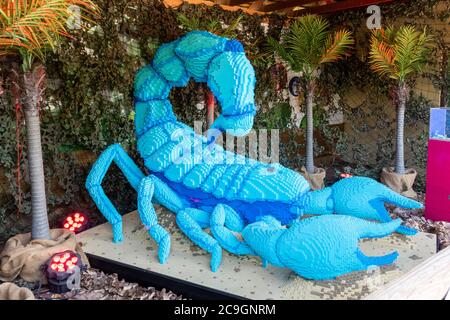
top-left (0, 0), bottom-right (287, 241)
top-left (0, 0), bottom-right (447, 242)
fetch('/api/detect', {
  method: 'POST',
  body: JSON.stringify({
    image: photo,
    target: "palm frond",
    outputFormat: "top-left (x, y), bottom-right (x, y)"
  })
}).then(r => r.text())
top-left (267, 14), bottom-right (353, 78)
top-left (177, 13), bottom-right (201, 31)
top-left (221, 15), bottom-right (243, 38)
top-left (369, 35), bottom-right (398, 79)
top-left (206, 20), bottom-right (221, 34)
top-left (267, 35), bottom-right (298, 71)
top-left (285, 15), bottom-right (330, 69)
top-left (393, 25), bottom-right (433, 81)
top-left (377, 25), bottom-right (396, 44)
top-left (320, 29), bottom-right (354, 64)
top-left (0, 0), bottom-right (98, 65)
top-left (368, 25), bottom-right (433, 82)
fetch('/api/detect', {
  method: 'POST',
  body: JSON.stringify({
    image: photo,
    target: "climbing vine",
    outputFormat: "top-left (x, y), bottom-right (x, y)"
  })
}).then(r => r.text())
top-left (0, 0), bottom-right (286, 242)
top-left (0, 0), bottom-right (448, 242)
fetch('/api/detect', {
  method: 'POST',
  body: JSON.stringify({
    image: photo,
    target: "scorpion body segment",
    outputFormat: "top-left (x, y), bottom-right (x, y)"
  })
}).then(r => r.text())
top-left (86, 31), bottom-right (423, 279)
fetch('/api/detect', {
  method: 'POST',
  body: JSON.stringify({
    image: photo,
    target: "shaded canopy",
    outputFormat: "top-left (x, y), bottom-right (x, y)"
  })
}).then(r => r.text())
top-left (164, 0), bottom-right (396, 17)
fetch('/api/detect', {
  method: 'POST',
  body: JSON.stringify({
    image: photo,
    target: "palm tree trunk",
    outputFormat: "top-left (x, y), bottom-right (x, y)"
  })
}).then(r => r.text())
top-left (395, 82), bottom-right (407, 175)
top-left (305, 79), bottom-right (315, 174)
top-left (22, 65), bottom-right (50, 240)
top-left (206, 88), bottom-right (215, 129)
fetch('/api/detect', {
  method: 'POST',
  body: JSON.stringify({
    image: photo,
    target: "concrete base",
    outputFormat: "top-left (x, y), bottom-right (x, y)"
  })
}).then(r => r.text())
top-left (77, 207), bottom-right (437, 300)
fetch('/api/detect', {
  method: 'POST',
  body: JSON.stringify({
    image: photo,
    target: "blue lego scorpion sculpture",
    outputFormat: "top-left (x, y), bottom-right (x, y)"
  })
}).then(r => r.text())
top-left (86, 31), bottom-right (423, 280)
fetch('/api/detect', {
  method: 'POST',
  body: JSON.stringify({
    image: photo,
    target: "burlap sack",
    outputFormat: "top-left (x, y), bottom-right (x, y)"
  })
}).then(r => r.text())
top-left (0, 282), bottom-right (35, 300)
top-left (380, 167), bottom-right (418, 199)
top-left (0, 229), bottom-right (89, 283)
top-left (300, 166), bottom-right (326, 190)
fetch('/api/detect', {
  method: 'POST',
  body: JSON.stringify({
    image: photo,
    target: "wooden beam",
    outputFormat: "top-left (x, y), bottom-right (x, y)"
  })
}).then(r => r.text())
top-left (259, 0), bottom-right (319, 12)
top-left (215, 0), bottom-right (255, 5)
top-left (365, 246), bottom-right (450, 300)
top-left (248, 0), bottom-right (267, 11)
top-left (295, 0), bottom-right (395, 16)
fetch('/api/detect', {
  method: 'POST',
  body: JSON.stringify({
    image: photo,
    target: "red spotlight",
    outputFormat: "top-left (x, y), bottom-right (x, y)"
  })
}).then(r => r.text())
top-left (45, 250), bottom-right (84, 294)
top-left (63, 212), bottom-right (88, 233)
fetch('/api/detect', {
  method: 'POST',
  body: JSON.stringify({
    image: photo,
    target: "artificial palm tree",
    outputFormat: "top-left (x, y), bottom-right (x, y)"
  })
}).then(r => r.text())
top-left (369, 25), bottom-right (433, 175)
top-left (177, 13), bottom-right (243, 128)
top-left (268, 15), bottom-right (353, 175)
top-left (0, 0), bottom-right (97, 240)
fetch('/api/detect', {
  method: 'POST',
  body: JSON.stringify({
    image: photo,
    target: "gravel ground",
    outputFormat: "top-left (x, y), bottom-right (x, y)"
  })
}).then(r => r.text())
top-left (1, 196), bottom-right (449, 300)
top-left (388, 194), bottom-right (450, 250)
top-left (2, 268), bottom-right (184, 300)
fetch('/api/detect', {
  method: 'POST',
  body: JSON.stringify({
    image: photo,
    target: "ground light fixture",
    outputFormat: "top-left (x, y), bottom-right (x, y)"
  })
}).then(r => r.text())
top-left (44, 250), bottom-right (84, 294)
top-left (63, 212), bottom-right (88, 233)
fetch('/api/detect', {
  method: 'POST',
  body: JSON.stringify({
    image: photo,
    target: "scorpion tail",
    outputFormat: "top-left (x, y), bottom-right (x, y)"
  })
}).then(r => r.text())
top-left (176, 31), bottom-right (257, 137)
top-left (135, 31), bottom-right (257, 140)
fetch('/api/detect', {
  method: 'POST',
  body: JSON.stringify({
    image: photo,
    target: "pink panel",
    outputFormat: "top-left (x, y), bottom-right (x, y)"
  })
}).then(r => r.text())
top-left (425, 139), bottom-right (450, 222)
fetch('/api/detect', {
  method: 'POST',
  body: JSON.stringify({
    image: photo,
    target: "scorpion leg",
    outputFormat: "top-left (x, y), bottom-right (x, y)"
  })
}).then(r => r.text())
top-left (137, 176), bottom-right (171, 264)
top-left (176, 208), bottom-right (223, 272)
top-left (210, 204), bottom-right (254, 255)
top-left (177, 208), bottom-right (210, 228)
top-left (86, 144), bottom-right (145, 243)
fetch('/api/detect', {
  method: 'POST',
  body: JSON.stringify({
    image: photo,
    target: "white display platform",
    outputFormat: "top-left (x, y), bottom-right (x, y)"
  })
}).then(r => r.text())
top-left (77, 207), bottom-right (437, 300)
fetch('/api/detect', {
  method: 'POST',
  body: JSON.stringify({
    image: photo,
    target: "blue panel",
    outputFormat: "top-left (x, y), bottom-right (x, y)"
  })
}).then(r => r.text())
top-left (430, 108), bottom-right (450, 140)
